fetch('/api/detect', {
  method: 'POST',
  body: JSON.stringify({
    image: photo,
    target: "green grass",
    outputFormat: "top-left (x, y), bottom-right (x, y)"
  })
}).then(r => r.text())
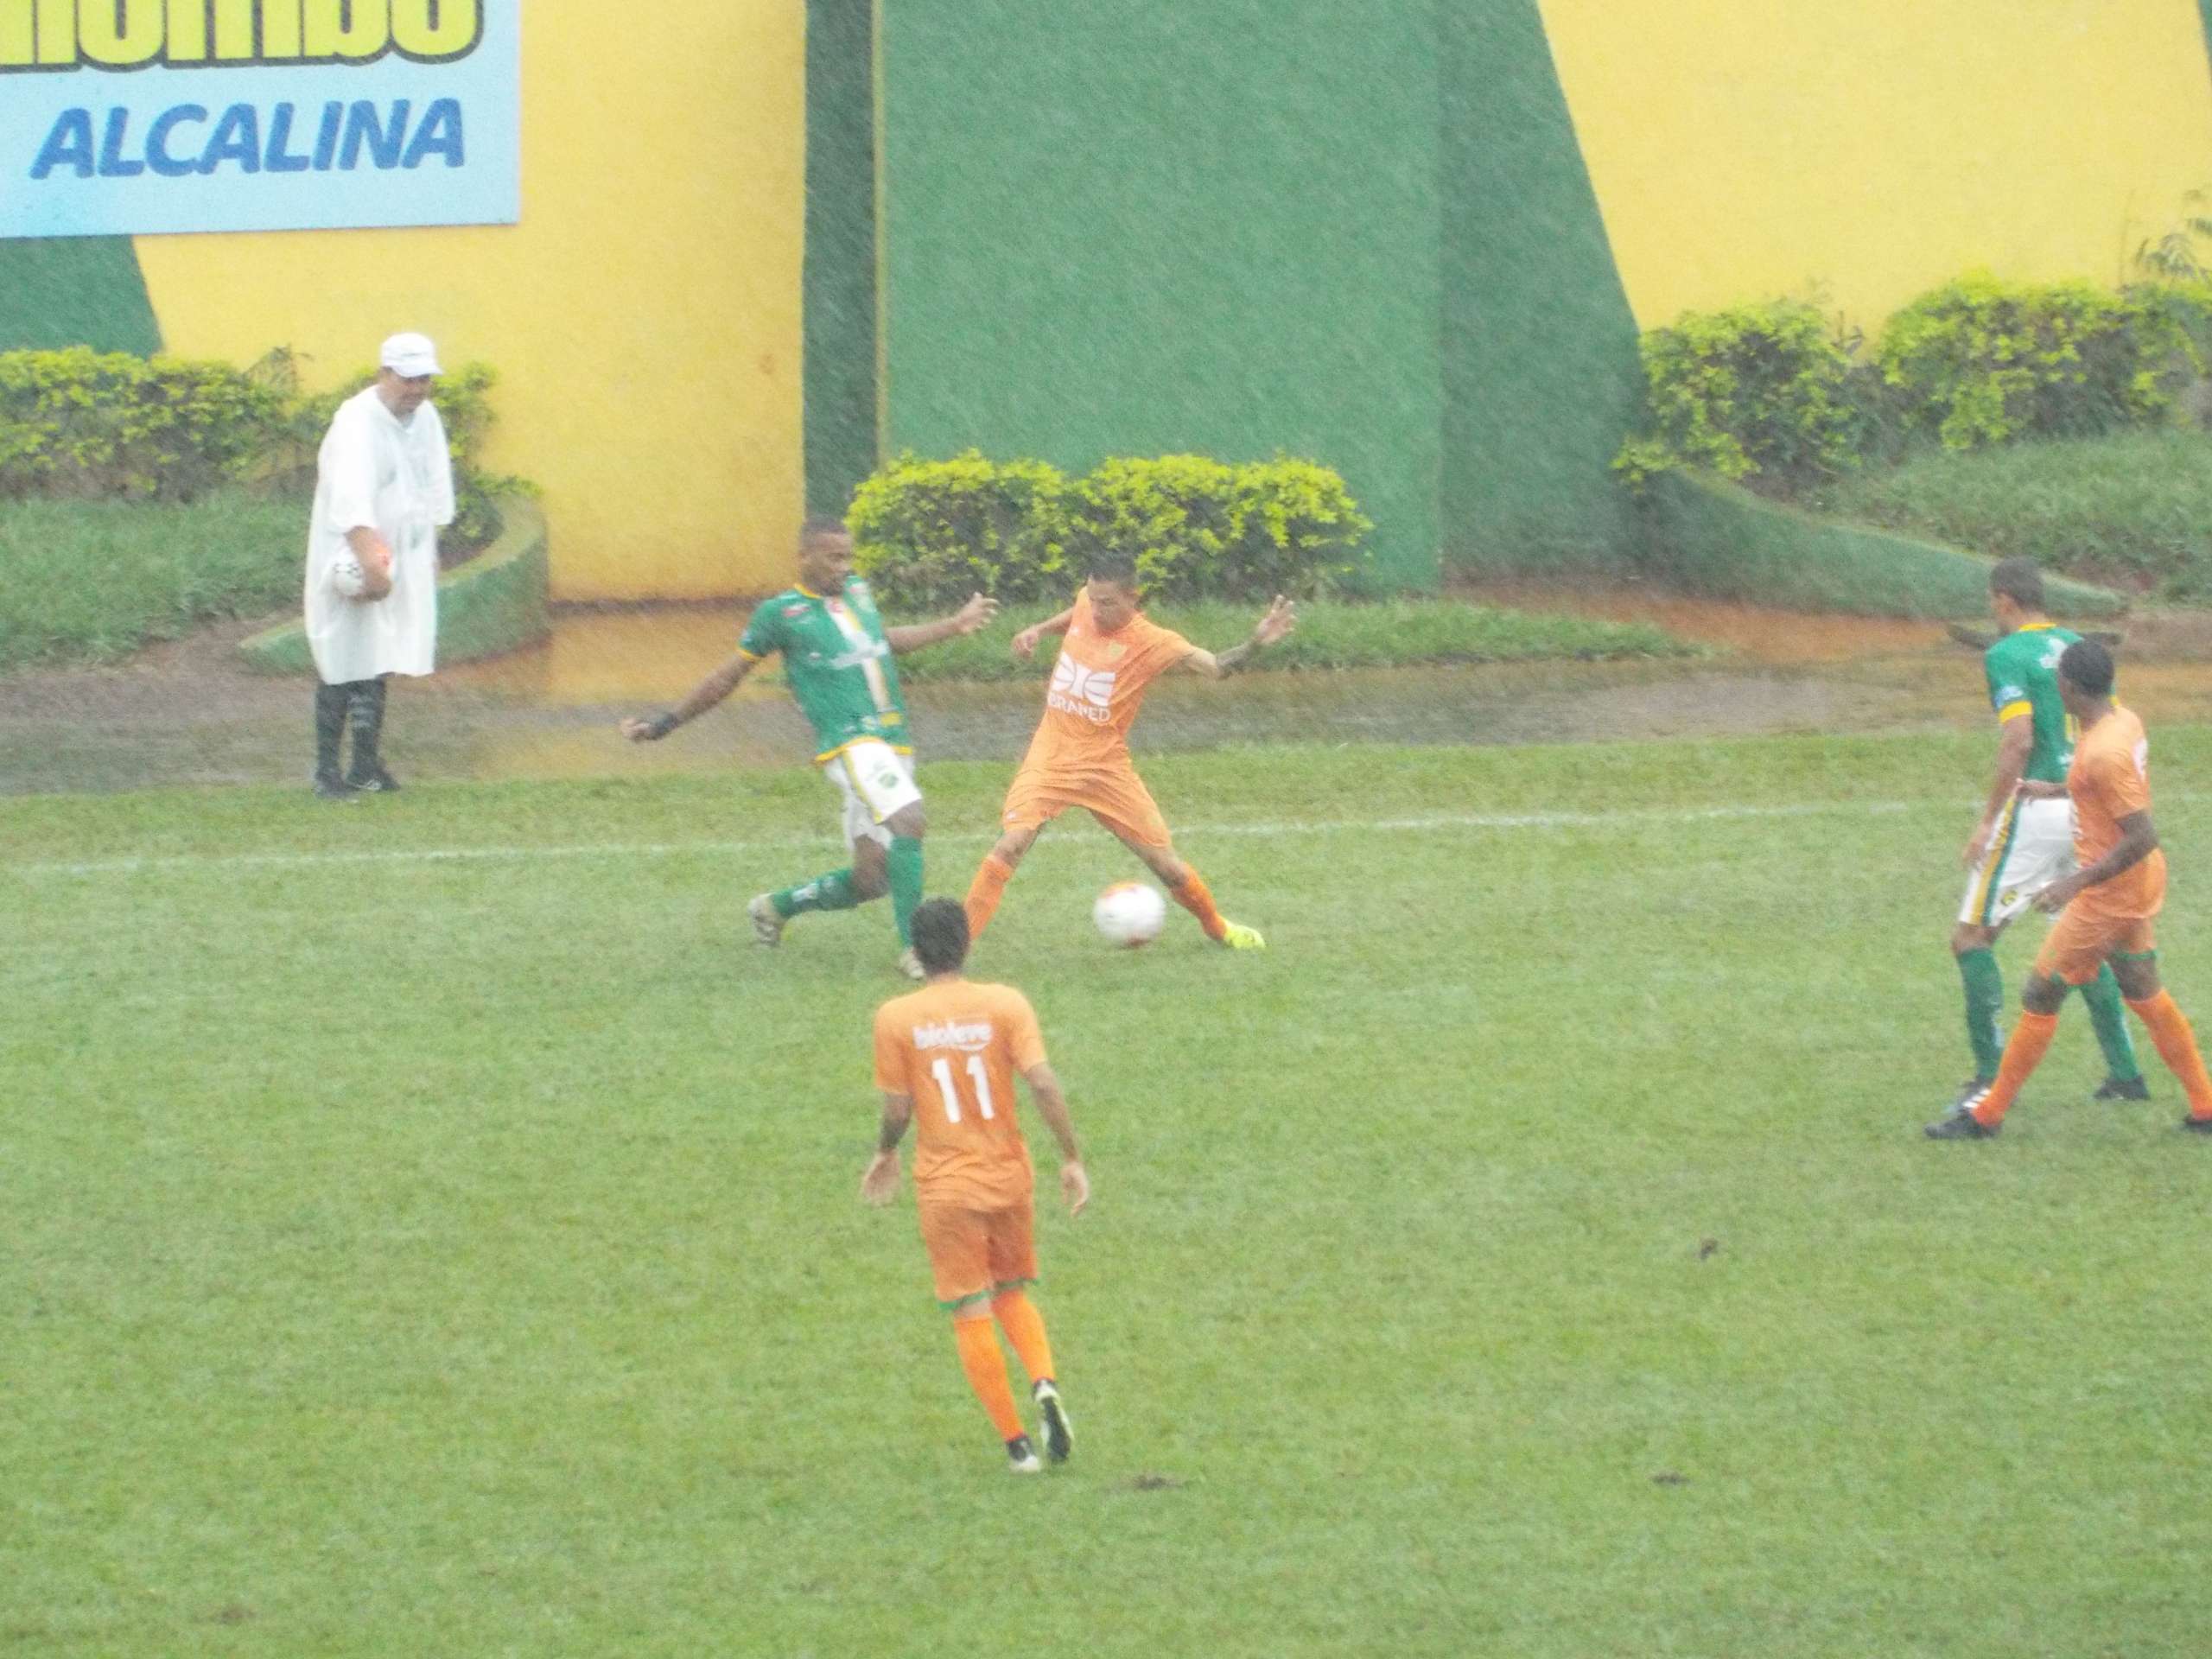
top-left (1811, 429), bottom-right (2212, 601)
top-left (0, 486), bottom-right (307, 668)
top-left (9, 734), bottom-right (2212, 1656)
top-left (888, 597), bottom-right (1700, 681)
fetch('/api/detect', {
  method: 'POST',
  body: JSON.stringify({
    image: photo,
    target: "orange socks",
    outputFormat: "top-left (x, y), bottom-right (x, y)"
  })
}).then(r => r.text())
top-left (991, 1289), bottom-right (1056, 1386)
top-left (2126, 990), bottom-right (2212, 1118)
top-left (964, 854), bottom-right (1014, 939)
top-left (1972, 1010), bottom-right (2060, 1128)
top-left (1171, 867), bottom-right (1228, 942)
top-left (953, 1314), bottom-right (1024, 1441)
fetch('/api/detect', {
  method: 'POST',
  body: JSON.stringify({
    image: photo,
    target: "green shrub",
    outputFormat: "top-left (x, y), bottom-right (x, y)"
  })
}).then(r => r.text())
top-left (0, 347), bottom-right (288, 502)
top-left (849, 451), bottom-right (1071, 607)
top-left (1613, 299), bottom-right (1867, 492)
top-left (852, 450), bottom-right (1370, 608)
top-left (1872, 273), bottom-right (2200, 448)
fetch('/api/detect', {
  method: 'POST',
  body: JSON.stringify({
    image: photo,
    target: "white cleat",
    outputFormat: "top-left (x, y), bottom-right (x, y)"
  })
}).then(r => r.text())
top-left (747, 893), bottom-right (785, 948)
top-left (897, 947), bottom-right (925, 981)
top-left (1033, 1380), bottom-right (1073, 1464)
top-left (1006, 1434), bottom-right (1043, 1474)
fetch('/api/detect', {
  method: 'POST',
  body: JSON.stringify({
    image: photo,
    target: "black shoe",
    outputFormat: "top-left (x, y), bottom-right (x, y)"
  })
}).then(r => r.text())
top-left (346, 765), bottom-right (401, 793)
top-left (313, 772), bottom-right (360, 802)
top-left (1926, 1108), bottom-right (1999, 1140)
top-left (2094, 1075), bottom-right (2151, 1102)
top-left (1950, 1077), bottom-right (1995, 1111)
top-left (2183, 1115), bottom-right (2212, 1135)
top-left (1005, 1434), bottom-right (1042, 1474)
top-left (1033, 1379), bottom-right (1073, 1464)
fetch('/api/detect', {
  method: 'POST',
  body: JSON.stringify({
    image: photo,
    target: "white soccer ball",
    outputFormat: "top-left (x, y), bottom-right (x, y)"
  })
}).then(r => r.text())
top-left (331, 552), bottom-right (368, 598)
top-left (1093, 880), bottom-right (1167, 948)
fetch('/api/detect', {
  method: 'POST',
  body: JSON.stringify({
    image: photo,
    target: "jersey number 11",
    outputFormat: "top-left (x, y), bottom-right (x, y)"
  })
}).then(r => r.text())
top-left (930, 1055), bottom-right (996, 1124)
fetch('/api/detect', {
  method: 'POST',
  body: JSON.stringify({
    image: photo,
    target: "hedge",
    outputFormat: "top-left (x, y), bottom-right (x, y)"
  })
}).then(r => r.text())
top-left (850, 450), bottom-right (1371, 607)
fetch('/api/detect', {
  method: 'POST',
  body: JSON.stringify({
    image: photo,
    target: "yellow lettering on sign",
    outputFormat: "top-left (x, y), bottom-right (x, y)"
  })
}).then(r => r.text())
top-left (391, 0), bottom-right (477, 60)
top-left (304, 0), bottom-right (387, 60)
top-left (163, 0), bottom-right (206, 60)
top-left (35, 0), bottom-right (71, 66)
top-left (79, 0), bottom-right (162, 66)
top-left (260, 0), bottom-right (302, 60)
top-left (209, 0), bottom-right (255, 60)
top-left (0, 2), bottom-right (33, 69)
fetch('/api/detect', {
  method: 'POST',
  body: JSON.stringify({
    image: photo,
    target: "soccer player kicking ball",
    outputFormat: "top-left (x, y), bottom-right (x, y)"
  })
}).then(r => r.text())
top-left (1929, 639), bottom-right (2212, 1138)
top-left (623, 518), bottom-right (996, 978)
top-left (964, 550), bottom-right (1295, 949)
top-left (864, 899), bottom-right (1089, 1473)
top-left (1945, 558), bottom-right (2145, 1110)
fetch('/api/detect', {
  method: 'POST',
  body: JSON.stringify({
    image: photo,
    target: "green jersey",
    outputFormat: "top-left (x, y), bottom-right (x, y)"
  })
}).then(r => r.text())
top-left (1983, 620), bottom-right (2080, 783)
top-left (738, 578), bottom-right (909, 760)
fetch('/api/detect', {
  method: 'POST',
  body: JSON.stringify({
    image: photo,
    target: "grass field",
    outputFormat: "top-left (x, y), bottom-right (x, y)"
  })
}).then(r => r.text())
top-left (9, 735), bottom-right (2212, 1656)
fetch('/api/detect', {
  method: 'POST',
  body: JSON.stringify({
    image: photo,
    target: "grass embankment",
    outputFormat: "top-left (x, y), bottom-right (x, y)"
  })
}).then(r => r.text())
top-left (9, 734), bottom-right (2212, 1656)
top-left (0, 487), bottom-right (305, 669)
top-left (1813, 429), bottom-right (2212, 601)
top-left (889, 597), bottom-right (1700, 680)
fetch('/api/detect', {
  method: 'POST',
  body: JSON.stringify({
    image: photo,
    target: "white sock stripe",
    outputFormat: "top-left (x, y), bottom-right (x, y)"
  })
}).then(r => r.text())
top-left (7, 794), bottom-right (1968, 879)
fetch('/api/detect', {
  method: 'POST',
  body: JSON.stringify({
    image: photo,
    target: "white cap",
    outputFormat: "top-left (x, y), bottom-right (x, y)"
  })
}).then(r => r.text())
top-left (378, 332), bottom-right (442, 378)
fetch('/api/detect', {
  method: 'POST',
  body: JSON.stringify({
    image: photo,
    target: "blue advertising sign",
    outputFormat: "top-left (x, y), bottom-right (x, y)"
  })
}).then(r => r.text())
top-left (0, 1), bottom-right (518, 239)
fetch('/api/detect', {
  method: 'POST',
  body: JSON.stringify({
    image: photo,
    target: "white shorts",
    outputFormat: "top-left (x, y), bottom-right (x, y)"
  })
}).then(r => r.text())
top-left (1958, 794), bottom-right (2076, 928)
top-left (823, 740), bottom-right (921, 849)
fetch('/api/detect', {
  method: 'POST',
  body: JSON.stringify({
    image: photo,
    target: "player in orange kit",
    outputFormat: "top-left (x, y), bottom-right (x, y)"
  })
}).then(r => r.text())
top-left (964, 550), bottom-right (1296, 949)
top-left (1929, 638), bottom-right (2212, 1138)
top-left (864, 899), bottom-right (1090, 1471)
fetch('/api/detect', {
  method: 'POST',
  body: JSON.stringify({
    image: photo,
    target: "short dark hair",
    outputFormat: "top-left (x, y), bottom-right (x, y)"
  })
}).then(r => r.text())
top-left (1084, 548), bottom-right (1139, 590)
top-left (908, 898), bottom-right (970, 975)
top-left (1989, 557), bottom-right (2044, 610)
top-left (2058, 636), bottom-right (2115, 697)
top-left (800, 516), bottom-right (849, 543)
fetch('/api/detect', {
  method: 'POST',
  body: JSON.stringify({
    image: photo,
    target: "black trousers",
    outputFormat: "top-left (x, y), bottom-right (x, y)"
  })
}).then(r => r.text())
top-left (313, 677), bottom-right (388, 781)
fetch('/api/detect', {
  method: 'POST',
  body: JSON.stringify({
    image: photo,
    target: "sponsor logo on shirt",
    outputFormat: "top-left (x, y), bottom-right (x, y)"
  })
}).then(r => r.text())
top-left (1047, 654), bottom-right (1116, 722)
top-left (913, 1020), bottom-right (993, 1053)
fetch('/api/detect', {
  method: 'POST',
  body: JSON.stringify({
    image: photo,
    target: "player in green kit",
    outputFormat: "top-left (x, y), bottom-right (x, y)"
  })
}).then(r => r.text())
top-left (1945, 558), bottom-right (2144, 1109)
top-left (623, 518), bottom-right (997, 978)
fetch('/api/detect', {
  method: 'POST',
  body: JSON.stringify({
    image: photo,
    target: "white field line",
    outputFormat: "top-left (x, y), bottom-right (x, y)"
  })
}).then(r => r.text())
top-left (10, 797), bottom-right (1936, 880)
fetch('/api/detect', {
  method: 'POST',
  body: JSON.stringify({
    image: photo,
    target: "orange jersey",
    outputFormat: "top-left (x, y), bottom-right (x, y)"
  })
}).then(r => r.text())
top-left (1021, 589), bottom-right (1195, 775)
top-left (873, 980), bottom-right (1048, 1209)
top-left (2068, 704), bottom-right (2165, 917)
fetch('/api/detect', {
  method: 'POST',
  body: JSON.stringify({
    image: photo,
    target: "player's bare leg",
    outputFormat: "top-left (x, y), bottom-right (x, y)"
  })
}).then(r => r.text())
top-left (1107, 824), bottom-right (1263, 950)
top-left (965, 823), bottom-right (1042, 940)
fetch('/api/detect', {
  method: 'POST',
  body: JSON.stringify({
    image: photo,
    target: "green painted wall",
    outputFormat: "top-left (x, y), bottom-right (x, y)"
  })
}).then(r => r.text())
top-left (1439, 3), bottom-right (1643, 573)
top-left (876, 0), bottom-right (1444, 590)
top-left (0, 238), bottom-right (160, 354)
top-left (802, 0), bottom-right (879, 519)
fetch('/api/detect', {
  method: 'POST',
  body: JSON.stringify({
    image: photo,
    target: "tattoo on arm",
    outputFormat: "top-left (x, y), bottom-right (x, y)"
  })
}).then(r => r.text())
top-left (877, 1092), bottom-right (914, 1153)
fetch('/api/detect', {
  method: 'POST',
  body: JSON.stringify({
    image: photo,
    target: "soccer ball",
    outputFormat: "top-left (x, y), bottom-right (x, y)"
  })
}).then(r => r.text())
top-left (1093, 880), bottom-right (1167, 948)
top-left (331, 552), bottom-right (368, 597)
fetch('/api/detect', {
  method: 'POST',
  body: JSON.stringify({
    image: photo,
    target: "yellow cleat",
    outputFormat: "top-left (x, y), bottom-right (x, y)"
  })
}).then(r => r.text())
top-left (1218, 921), bottom-right (1266, 950)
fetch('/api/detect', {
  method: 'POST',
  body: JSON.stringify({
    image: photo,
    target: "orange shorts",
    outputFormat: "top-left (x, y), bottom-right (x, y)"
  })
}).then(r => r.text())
top-left (2035, 902), bottom-right (2159, 986)
top-left (918, 1195), bottom-right (1037, 1311)
top-left (1002, 763), bottom-right (1170, 848)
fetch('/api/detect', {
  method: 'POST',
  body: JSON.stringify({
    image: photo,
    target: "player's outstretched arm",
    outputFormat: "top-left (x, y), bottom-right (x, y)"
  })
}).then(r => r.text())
top-left (1011, 606), bottom-right (1077, 660)
top-left (1022, 1062), bottom-right (1089, 1215)
top-left (1963, 714), bottom-right (2035, 868)
top-left (620, 649), bottom-right (757, 742)
top-left (885, 592), bottom-right (1000, 655)
top-left (861, 1090), bottom-right (916, 1205)
top-left (1179, 594), bottom-right (1296, 678)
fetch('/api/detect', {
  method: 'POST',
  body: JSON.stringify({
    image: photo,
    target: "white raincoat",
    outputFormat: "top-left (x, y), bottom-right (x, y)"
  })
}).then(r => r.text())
top-left (303, 385), bottom-right (455, 683)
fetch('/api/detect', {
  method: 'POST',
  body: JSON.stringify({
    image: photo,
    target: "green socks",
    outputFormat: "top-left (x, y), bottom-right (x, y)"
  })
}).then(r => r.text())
top-left (887, 836), bottom-right (925, 945)
top-left (773, 868), bottom-right (861, 918)
top-left (1957, 947), bottom-right (2005, 1082)
top-left (2078, 962), bottom-right (2144, 1082)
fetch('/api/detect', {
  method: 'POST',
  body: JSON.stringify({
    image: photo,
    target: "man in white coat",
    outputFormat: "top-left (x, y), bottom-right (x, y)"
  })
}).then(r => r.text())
top-left (305, 332), bottom-right (455, 798)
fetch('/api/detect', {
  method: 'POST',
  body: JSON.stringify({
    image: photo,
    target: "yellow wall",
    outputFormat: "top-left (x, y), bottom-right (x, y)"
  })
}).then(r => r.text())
top-left (134, 4), bottom-right (804, 601)
top-left (1542, 0), bottom-right (2212, 333)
